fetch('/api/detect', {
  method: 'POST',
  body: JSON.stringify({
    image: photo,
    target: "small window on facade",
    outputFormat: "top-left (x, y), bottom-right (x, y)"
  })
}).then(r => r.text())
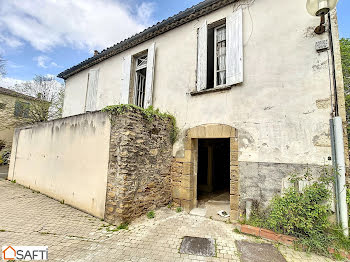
top-left (196, 10), bottom-right (243, 92)
top-left (14, 101), bottom-right (30, 118)
top-left (134, 54), bottom-right (148, 108)
top-left (215, 25), bottom-right (226, 86)
top-left (206, 24), bottom-right (226, 89)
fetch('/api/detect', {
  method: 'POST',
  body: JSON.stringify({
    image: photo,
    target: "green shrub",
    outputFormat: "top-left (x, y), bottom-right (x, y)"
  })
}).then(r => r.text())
top-left (246, 170), bottom-right (350, 257)
top-left (147, 211), bottom-right (155, 219)
top-left (245, 202), bottom-right (268, 228)
top-left (266, 182), bottom-right (331, 237)
top-left (176, 207), bottom-right (182, 213)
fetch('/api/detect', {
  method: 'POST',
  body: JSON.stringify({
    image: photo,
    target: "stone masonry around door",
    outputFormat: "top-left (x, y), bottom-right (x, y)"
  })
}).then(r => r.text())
top-left (171, 124), bottom-right (239, 221)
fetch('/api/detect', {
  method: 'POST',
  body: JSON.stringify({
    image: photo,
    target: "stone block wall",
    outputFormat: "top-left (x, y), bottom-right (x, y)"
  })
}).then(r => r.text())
top-left (104, 108), bottom-right (173, 224)
top-left (239, 162), bottom-right (331, 210)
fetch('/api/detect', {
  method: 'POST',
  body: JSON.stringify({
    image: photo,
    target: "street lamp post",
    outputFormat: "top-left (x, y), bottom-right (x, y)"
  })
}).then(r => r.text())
top-left (306, 0), bottom-right (349, 237)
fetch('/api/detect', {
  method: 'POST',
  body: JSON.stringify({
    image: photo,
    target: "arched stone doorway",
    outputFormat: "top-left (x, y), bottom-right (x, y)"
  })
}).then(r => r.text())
top-left (171, 124), bottom-right (239, 221)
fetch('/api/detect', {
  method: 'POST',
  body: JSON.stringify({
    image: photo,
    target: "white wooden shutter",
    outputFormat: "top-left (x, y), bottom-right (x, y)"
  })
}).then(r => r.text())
top-left (85, 69), bottom-right (99, 112)
top-left (144, 43), bottom-right (156, 108)
top-left (226, 8), bottom-right (243, 85)
top-left (120, 55), bottom-right (132, 104)
top-left (196, 20), bottom-right (207, 91)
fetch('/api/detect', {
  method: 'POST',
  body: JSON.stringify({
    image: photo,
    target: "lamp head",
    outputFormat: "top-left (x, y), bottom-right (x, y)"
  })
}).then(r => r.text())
top-left (306, 0), bottom-right (338, 16)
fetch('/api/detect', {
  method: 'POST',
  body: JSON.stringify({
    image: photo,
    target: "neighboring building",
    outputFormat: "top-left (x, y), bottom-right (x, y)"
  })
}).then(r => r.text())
top-left (0, 87), bottom-right (39, 159)
top-left (8, 0), bottom-right (348, 222)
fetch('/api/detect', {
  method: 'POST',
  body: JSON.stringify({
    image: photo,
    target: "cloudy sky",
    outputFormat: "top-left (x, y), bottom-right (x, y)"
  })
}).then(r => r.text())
top-left (0, 0), bottom-right (349, 88)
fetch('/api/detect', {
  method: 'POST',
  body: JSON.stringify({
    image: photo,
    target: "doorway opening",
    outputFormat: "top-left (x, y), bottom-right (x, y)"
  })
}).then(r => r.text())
top-left (195, 138), bottom-right (230, 220)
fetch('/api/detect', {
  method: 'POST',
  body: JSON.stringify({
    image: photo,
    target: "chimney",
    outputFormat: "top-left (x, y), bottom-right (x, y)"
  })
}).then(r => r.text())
top-left (94, 50), bottom-right (99, 56)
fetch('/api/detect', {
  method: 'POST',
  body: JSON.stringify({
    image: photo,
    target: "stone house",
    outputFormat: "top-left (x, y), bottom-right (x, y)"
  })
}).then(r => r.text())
top-left (8, 0), bottom-right (348, 223)
top-left (0, 87), bottom-right (44, 163)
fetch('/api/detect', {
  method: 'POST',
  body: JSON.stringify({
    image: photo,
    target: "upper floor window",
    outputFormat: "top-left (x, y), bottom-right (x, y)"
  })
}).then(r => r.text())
top-left (196, 9), bottom-right (243, 92)
top-left (134, 54), bottom-right (148, 108)
top-left (120, 43), bottom-right (156, 108)
top-left (215, 25), bottom-right (226, 87)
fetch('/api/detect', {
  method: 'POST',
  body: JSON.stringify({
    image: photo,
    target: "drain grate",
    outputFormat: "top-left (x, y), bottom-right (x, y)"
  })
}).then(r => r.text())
top-left (179, 236), bottom-right (216, 257)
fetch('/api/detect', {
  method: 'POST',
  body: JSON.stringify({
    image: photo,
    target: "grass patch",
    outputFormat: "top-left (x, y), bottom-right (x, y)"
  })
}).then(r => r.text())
top-left (104, 222), bottom-right (129, 232)
top-left (117, 222), bottom-right (129, 230)
top-left (0, 229), bottom-right (5, 232)
top-left (147, 211), bottom-right (155, 219)
top-left (176, 207), bottom-right (182, 213)
top-left (60, 199), bottom-right (64, 204)
top-left (10, 179), bottom-right (16, 183)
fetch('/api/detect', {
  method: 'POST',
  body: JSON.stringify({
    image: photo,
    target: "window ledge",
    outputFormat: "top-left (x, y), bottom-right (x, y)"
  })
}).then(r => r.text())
top-left (190, 85), bottom-right (232, 96)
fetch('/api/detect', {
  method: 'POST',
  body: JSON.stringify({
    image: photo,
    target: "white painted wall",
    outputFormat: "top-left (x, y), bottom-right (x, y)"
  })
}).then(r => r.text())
top-left (62, 0), bottom-right (337, 166)
top-left (8, 112), bottom-right (111, 218)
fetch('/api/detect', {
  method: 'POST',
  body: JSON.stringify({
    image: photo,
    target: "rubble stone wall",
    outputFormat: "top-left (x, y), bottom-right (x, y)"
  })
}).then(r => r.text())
top-left (104, 108), bottom-right (173, 224)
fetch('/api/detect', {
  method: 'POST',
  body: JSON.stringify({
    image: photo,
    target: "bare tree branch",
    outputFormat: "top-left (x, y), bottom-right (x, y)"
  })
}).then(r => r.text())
top-left (13, 75), bottom-right (65, 123)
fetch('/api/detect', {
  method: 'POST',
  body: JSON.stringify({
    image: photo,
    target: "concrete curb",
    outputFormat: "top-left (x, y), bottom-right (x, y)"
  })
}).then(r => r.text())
top-left (234, 224), bottom-right (296, 246)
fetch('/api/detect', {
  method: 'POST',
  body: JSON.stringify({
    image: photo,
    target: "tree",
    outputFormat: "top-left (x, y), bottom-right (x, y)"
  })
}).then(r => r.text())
top-left (340, 38), bottom-right (350, 93)
top-left (0, 55), bottom-right (6, 78)
top-left (13, 75), bottom-right (64, 122)
top-left (340, 38), bottom-right (350, 145)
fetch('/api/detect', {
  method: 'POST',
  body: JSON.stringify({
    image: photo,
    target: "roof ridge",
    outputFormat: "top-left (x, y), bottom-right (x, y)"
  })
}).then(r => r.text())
top-left (0, 87), bottom-right (46, 102)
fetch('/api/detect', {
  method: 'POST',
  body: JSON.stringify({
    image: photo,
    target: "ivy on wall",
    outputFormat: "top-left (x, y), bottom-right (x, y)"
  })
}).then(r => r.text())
top-left (102, 104), bottom-right (179, 144)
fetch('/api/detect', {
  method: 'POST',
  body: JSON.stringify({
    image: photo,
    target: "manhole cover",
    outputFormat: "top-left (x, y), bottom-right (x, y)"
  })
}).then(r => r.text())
top-left (236, 240), bottom-right (287, 262)
top-left (179, 236), bottom-right (216, 257)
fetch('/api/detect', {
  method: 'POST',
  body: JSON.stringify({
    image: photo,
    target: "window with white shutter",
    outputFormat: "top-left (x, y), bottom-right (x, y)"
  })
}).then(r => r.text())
top-left (132, 43), bottom-right (156, 108)
top-left (196, 8), bottom-right (243, 92)
top-left (120, 55), bottom-right (132, 104)
top-left (144, 43), bottom-right (156, 108)
top-left (134, 54), bottom-right (147, 108)
top-left (120, 43), bottom-right (156, 107)
top-left (85, 69), bottom-right (99, 112)
top-left (214, 25), bottom-right (227, 87)
top-left (196, 21), bottom-right (208, 91)
top-left (226, 8), bottom-right (243, 86)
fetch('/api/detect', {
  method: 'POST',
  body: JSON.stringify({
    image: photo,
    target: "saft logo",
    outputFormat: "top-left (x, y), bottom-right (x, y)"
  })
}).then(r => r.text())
top-left (2, 246), bottom-right (48, 260)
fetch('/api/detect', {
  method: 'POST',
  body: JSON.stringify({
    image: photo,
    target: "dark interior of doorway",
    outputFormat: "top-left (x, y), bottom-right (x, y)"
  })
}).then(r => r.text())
top-left (197, 138), bottom-right (230, 201)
